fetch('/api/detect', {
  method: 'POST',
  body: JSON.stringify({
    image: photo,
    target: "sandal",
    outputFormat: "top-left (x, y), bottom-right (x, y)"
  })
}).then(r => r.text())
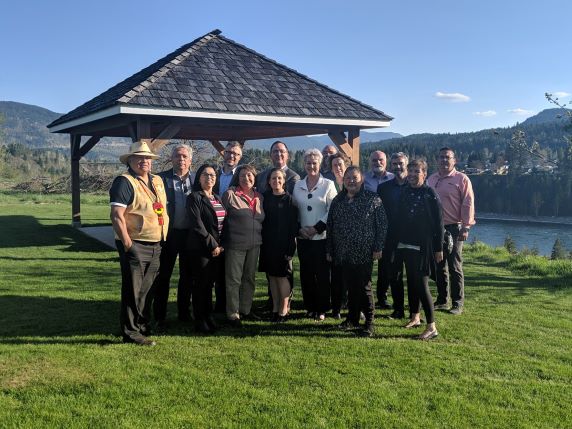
top-left (418, 329), bottom-right (439, 340)
top-left (404, 320), bottom-right (421, 329)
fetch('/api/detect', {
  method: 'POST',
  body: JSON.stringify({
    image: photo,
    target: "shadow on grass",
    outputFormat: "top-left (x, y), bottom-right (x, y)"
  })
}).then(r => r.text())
top-left (1, 215), bottom-right (110, 252)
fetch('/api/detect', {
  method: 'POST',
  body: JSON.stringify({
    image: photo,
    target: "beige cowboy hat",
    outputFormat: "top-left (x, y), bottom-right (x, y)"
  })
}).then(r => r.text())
top-left (119, 141), bottom-right (160, 165)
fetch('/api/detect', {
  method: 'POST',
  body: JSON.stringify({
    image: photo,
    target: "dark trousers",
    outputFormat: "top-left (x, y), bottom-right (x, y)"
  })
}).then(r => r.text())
top-left (330, 264), bottom-right (347, 313)
top-left (388, 248), bottom-right (405, 313)
top-left (117, 240), bottom-right (161, 340)
top-left (343, 262), bottom-right (375, 325)
top-left (213, 254), bottom-right (226, 312)
top-left (297, 239), bottom-right (331, 314)
top-left (399, 248), bottom-right (435, 324)
top-left (189, 253), bottom-right (222, 323)
top-left (376, 256), bottom-right (389, 303)
top-left (435, 224), bottom-right (465, 307)
top-left (152, 229), bottom-right (192, 321)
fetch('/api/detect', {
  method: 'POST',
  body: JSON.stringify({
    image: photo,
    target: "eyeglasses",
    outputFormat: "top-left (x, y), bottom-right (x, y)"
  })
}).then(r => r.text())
top-left (272, 149), bottom-right (287, 154)
top-left (201, 173), bottom-right (217, 179)
top-left (224, 151), bottom-right (241, 158)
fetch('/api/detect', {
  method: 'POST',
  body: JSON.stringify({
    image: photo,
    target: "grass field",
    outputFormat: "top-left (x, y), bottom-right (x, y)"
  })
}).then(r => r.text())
top-left (0, 191), bottom-right (570, 428)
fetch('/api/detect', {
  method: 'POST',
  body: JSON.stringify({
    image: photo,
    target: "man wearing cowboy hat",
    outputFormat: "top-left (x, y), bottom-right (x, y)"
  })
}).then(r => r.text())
top-left (110, 141), bottom-right (170, 346)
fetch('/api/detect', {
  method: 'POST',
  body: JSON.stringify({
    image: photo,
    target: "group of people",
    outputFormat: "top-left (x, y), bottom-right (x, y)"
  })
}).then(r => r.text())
top-left (110, 139), bottom-right (474, 346)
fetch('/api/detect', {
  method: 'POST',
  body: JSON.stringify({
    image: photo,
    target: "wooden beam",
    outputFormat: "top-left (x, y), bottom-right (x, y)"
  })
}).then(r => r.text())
top-left (327, 131), bottom-right (353, 159)
top-left (78, 136), bottom-right (101, 157)
top-left (150, 123), bottom-right (182, 152)
top-left (128, 122), bottom-right (138, 142)
top-left (70, 134), bottom-right (82, 228)
top-left (136, 118), bottom-right (151, 144)
top-left (347, 128), bottom-right (360, 166)
top-left (209, 139), bottom-right (225, 155)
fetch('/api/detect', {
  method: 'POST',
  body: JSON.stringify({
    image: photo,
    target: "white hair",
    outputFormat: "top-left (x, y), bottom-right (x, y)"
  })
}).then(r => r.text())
top-left (304, 148), bottom-right (323, 164)
top-left (171, 144), bottom-right (193, 158)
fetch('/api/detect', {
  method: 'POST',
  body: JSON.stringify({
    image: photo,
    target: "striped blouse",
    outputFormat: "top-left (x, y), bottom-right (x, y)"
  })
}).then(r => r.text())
top-left (209, 196), bottom-right (226, 233)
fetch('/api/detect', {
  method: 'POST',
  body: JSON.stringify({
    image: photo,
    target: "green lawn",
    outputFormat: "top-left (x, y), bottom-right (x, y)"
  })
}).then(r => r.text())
top-left (0, 192), bottom-right (570, 428)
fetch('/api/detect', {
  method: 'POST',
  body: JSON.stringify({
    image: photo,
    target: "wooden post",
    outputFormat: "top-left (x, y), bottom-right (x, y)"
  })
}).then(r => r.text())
top-left (347, 128), bottom-right (360, 166)
top-left (209, 139), bottom-right (226, 155)
top-left (70, 134), bottom-right (82, 228)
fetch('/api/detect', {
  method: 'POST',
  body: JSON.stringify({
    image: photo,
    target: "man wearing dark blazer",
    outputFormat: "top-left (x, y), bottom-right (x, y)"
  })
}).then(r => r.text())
top-left (255, 141), bottom-right (300, 194)
top-left (152, 144), bottom-right (195, 328)
top-left (212, 141), bottom-right (242, 312)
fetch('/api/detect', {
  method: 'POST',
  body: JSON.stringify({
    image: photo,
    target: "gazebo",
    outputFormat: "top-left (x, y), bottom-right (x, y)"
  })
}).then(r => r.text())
top-left (48, 29), bottom-right (392, 227)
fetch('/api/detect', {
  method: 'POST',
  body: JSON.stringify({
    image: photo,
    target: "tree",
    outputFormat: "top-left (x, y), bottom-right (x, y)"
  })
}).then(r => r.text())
top-left (550, 238), bottom-right (567, 260)
top-left (504, 235), bottom-right (517, 255)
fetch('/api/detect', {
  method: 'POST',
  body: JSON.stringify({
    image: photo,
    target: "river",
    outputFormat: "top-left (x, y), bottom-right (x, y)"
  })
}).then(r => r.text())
top-left (470, 217), bottom-right (572, 256)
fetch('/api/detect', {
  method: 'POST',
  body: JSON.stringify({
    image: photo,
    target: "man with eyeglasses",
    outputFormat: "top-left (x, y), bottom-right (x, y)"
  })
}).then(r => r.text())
top-left (212, 141), bottom-right (243, 312)
top-left (153, 144), bottom-right (195, 329)
top-left (427, 147), bottom-right (475, 315)
top-left (364, 150), bottom-right (394, 309)
top-left (215, 141), bottom-right (243, 196)
top-left (256, 140), bottom-right (300, 194)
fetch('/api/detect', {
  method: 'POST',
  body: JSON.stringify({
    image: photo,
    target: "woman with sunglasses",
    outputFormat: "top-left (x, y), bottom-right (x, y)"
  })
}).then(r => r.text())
top-left (292, 148), bottom-right (338, 321)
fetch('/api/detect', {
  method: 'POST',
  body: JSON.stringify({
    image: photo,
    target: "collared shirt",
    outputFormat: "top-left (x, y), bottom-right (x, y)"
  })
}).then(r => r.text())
top-left (218, 167), bottom-right (236, 196)
top-left (363, 171), bottom-right (395, 192)
top-left (427, 168), bottom-right (475, 228)
top-left (292, 175), bottom-right (337, 240)
top-left (171, 171), bottom-right (193, 229)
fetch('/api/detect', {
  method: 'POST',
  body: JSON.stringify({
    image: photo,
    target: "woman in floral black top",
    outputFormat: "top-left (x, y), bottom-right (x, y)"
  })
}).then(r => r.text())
top-left (326, 166), bottom-right (387, 337)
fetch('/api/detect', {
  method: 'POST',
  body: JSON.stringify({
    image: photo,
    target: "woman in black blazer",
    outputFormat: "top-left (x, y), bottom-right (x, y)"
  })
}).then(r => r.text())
top-left (186, 164), bottom-right (227, 334)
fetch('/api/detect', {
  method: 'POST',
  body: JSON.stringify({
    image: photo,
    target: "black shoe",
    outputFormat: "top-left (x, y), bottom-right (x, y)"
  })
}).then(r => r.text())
top-left (331, 311), bottom-right (342, 320)
top-left (195, 320), bottom-right (213, 334)
top-left (271, 312), bottom-right (279, 323)
top-left (340, 319), bottom-right (360, 330)
top-left (434, 301), bottom-right (449, 311)
top-left (389, 310), bottom-right (405, 319)
top-left (305, 311), bottom-right (316, 319)
top-left (241, 311), bottom-right (262, 321)
top-left (360, 324), bottom-right (374, 337)
top-left (228, 318), bottom-right (242, 327)
top-left (378, 300), bottom-right (393, 310)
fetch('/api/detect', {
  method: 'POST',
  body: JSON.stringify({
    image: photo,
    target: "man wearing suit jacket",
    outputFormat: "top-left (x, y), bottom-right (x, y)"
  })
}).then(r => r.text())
top-left (214, 141), bottom-right (242, 196)
top-left (212, 141), bottom-right (242, 312)
top-left (255, 141), bottom-right (300, 195)
top-left (152, 144), bottom-right (195, 328)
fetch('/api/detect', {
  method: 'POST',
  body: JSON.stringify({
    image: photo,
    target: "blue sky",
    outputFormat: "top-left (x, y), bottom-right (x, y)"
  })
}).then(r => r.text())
top-left (1, 0), bottom-right (570, 135)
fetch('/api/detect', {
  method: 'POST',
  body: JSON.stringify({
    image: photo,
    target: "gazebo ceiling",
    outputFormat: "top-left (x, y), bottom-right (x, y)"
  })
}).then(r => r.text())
top-left (48, 29), bottom-right (392, 138)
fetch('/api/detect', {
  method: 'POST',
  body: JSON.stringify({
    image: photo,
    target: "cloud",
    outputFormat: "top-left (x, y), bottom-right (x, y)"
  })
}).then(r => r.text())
top-left (435, 91), bottom-right (471, 102)
top-left (507, 108), bottom-right (535, 116)
top-left (552, 91), bottom-right (571, 99)
top-left (474, 110), bottom-right (497, 117)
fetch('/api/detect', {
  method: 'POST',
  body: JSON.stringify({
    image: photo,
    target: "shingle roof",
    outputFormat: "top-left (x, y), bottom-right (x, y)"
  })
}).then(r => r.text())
top-left (48, 29), bottom-right (392, 128)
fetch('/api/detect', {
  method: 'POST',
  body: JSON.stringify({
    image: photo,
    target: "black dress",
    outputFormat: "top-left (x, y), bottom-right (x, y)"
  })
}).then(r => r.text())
top-left (259, 191), bottom-right (298, 277)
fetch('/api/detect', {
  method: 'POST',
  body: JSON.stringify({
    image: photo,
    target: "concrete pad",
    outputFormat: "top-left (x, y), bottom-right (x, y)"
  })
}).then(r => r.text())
top-left (80, 226), bottom-right (116, 249)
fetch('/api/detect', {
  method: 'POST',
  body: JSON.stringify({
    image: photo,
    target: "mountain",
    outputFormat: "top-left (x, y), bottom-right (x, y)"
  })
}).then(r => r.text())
top-left (0, 101), bottom-right (68, 149)
top-left (1, 100), bottom-right (569, 164)
top-left (361, 108), bottom-right (571, 163)
top-left (0, 101), bottom-right (131, 160)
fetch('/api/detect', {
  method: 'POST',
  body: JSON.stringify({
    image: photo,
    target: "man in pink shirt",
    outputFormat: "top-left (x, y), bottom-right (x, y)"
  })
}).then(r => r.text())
top-left (427, 147), bottom-right (475, 315)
